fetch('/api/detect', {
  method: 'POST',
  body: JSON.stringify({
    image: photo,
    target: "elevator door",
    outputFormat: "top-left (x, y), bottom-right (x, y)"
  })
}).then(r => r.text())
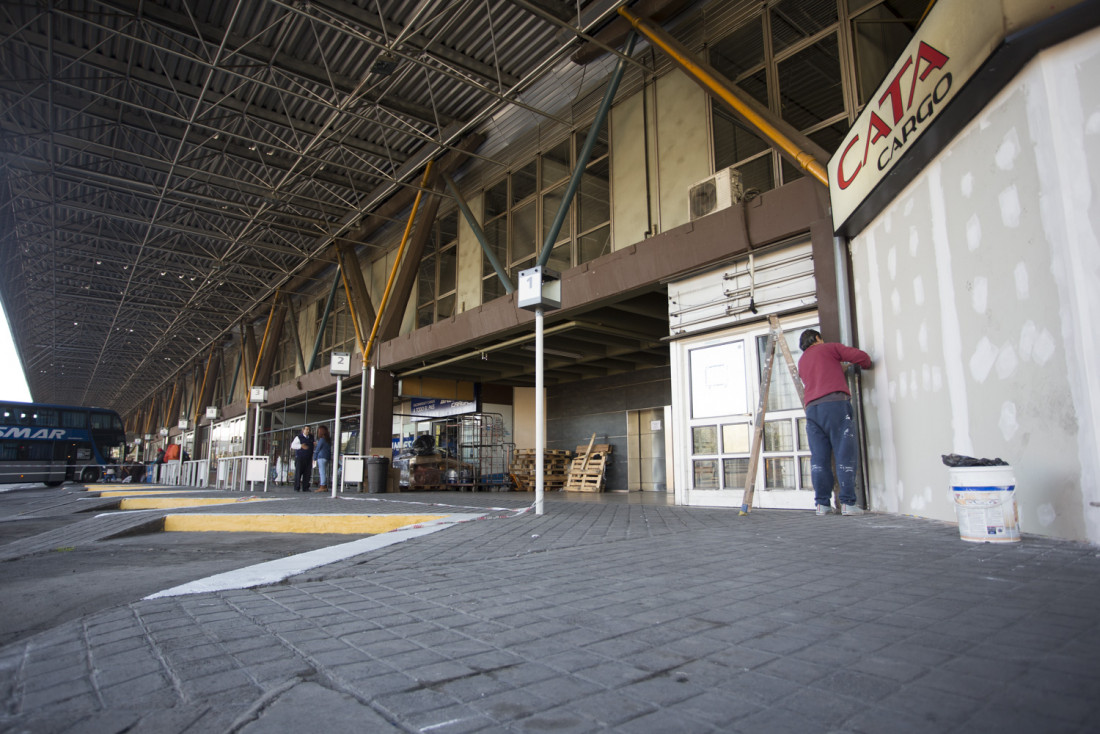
top-left (627, 407), bottom-right (669, 491)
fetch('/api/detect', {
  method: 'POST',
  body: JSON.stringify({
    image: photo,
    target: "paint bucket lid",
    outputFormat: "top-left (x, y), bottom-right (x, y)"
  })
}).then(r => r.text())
top-left (949, 464), bottom-right (1015, 488)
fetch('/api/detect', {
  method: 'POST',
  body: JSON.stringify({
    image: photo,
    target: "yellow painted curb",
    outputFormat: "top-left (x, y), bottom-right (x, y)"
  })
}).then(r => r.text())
top-left (121, 497), bottom-right (274, 509)
top-left (162, 514), bottom-right (446, 534)
top-left (100, 489), bottom-right (208, 497)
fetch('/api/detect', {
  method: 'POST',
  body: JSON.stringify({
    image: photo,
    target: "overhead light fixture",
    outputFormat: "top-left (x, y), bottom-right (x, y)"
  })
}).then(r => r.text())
top-left (371, 52), bottom-right (398, 75)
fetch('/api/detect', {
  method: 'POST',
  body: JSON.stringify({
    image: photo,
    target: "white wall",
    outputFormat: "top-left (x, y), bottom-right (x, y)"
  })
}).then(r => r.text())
top-left (512, 387), bottom-right (539, 451)
top-left (850, 28), bottom-right (1100, 543)
top-left (611, 83), bottom-right (653, 250)
top-left (654, 72), bottom-right (711, 234)
top-left (456, 192), bottom-right (485, 312)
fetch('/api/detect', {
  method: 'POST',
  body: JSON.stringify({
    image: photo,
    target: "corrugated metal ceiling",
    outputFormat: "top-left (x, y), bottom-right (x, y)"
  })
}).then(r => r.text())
top-left (0, 0), bottom-right (655, 415)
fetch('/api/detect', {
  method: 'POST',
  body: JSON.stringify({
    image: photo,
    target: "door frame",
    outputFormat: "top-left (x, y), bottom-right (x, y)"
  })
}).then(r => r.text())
top-left (672, 312), bottom-right (819, 509)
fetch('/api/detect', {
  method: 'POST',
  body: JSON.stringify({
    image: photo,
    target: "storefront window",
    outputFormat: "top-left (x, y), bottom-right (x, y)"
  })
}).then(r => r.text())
top-left (211, 416), bottom-right (247, 460)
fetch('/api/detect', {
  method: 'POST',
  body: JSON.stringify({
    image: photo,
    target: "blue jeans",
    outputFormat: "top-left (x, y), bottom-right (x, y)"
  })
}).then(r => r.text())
top-left (316, 458), bottom-right (330, 488)
top-left (805, 400), bottom-right (859, 507)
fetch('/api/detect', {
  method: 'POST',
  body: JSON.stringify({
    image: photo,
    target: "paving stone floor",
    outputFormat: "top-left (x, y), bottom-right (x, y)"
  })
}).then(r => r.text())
top-left (1, 489), bottom-right (1098, 732)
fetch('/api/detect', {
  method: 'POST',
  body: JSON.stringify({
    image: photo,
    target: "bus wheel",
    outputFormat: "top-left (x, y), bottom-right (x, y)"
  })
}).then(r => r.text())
top-left (45, 481), bottom-right (63, 487)
top-left (81, 467), bottom-right (101, 483)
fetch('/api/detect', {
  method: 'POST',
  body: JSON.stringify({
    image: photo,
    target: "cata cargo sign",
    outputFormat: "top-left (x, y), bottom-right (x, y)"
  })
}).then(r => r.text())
top-left (828, 0), bottom-right (1003, 235)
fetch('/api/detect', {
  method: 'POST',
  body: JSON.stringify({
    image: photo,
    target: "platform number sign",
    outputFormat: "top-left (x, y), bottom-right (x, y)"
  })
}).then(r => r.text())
top-left (331, 351), bottom-right (351, 376)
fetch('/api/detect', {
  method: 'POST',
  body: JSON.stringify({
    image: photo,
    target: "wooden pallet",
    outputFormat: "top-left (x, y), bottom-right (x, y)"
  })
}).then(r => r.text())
top-left (509, 449), bottom-right (574, 491)
top-left (564, 451), bottom-right (609, 492)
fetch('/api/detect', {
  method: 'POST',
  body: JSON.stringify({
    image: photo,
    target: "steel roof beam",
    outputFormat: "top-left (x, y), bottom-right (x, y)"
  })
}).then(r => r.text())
top-left (53, 2), bottom-right (454, 131)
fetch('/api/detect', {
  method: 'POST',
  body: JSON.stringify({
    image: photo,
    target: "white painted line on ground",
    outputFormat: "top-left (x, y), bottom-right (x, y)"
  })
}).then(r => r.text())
top-left (144, 513), bottom-right (485, 599)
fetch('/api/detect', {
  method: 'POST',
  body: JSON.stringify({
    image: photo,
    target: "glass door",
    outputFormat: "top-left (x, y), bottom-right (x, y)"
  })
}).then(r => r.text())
top-left (678, 314), bottom-right (818, 509)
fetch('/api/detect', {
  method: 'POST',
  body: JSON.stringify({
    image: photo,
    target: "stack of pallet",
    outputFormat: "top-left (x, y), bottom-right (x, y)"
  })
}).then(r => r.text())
top-left (509, 449), bottom-right (573, 491)
top-left (564, 442), bottom-right (612, 492)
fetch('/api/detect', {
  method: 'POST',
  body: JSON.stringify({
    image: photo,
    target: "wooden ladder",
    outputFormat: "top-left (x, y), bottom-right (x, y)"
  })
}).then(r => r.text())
top-left (740, 315), bottom-right (805, 515)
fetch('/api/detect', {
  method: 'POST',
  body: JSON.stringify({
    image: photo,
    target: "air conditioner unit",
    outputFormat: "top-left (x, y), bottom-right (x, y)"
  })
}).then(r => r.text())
top-left (688, 167), bottom-right (744, 221)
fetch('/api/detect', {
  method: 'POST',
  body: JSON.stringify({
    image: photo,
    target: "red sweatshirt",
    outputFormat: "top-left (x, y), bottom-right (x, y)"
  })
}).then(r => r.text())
top-left (797, 342), bottom-right (872, 405)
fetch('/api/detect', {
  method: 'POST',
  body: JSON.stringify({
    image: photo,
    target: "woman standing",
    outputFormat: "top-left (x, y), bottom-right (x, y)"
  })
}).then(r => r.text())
top-left (313, 425), bottom-right (332, 493)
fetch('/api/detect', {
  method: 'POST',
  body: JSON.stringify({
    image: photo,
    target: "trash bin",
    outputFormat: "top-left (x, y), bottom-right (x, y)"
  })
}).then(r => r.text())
top-left (366, 456), bottom-right (389, 494)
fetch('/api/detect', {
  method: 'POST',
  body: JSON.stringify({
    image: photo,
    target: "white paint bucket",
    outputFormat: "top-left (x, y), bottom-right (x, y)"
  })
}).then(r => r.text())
top-left (949, 465), bottom-right (1020, 543)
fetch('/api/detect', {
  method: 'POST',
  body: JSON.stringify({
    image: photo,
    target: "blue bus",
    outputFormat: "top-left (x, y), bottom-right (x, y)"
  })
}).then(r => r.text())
top-left (0, 401), bottom-right (127, 485)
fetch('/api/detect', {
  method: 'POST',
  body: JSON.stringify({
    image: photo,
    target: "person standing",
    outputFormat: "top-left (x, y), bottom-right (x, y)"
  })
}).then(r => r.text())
top-left (292, 425), bottom-right (315, 492)
top-left (797, 329), bottom-right (872, 516)
top-left (313, 425), bottom-right (332, 493)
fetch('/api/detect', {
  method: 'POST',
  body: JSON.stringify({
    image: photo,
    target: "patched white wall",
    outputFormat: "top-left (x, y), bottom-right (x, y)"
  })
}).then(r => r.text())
top-left (611, 85), bottom-right (653, 250)
top-left (456, 192), bottom-right (485, 312)
top-left (654, 72), bottom-right (711, 233)
top-left (851, 28), bottom-right (1100, 543)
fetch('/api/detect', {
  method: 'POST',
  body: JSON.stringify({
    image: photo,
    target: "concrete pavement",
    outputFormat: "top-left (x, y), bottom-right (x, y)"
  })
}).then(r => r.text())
top-left (1, 483), bottom-right (1098, 733)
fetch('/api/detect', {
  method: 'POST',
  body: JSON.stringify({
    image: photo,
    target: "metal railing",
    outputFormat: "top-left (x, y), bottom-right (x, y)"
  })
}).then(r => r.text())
top-left (216, 456), bottom-right (270, 492)
top-left (179, 459), bottom-right (209, 487)
top-left (159, 460), bottom-right (182, 485)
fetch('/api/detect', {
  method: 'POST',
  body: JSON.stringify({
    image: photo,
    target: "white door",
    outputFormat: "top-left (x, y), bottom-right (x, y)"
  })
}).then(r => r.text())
top-left (676, 314), bottom-right (818, 510)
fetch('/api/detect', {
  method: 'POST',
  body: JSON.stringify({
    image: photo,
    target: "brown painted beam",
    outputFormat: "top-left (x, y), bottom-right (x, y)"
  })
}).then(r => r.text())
top-left (254, 302), bottom-right (287, 389)
top-left (242, 134), bottom-right (485, 324)
top-left (378, 179), bottom-right (444, 341)
top-left (335, 241), bottom-right (378, 349)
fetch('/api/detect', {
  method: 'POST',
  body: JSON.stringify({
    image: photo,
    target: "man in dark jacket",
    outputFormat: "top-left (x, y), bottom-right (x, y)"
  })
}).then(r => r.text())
top-left (292, 425), bottom-right (315, 492)
top-left (798, 329), bottom-right (872, 516)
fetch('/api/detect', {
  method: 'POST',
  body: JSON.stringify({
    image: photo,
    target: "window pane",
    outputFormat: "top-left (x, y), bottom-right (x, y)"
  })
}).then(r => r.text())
top-left (852, 0), bottom-right (926, 105)
top-left (797, 418), bottom-right (809, 450)
top-left (722, 423), bottom-right (750, 454)
top-left (417, 256), bottom-right (435, 307)
top-left (578, 225), bottom-right (610, 264)
top-left (512, 161), bottom-right (537, 205)
top-left (764, 420), bottom-right (794, 452)
top-left (542, 185), bottom-right (570, 246)
top-left (714, 104), bottom-right (770, 170)
top-left (694, 459), bottom-right (720, 489)
top-left (511, 201), bottom-right (537, 264)
top-left (438, 210), bottom-right (459, 245)
top-left (778, 33), bottom-right (843, 131)
top-left (438, 246), bottom-right (456, 294)
top-left (485, 180), bottom-right (507, 218)
top-left (577, 157), bottom-right (610, 233)
top-left (417, 305), bottom-right (433, 328)
top-left (765, 457), bottom-right (796, 489)
top-left (690, 341), bottom-right (748, 418)
top-left (577, 119), bottom-right (608, 161)
top-left (482, 218), bottom-right (507, 277)
top-left (482, 275), bottom-right (506, 303)
top-left (782, 121), bottom-right (848, 184)
top-left (547, 242), bottom-right (571, 274)
top-left (724, 458), bottom-right (749, 489)
top-left (734, 155), bottom-right (775, 197)
top-left (437, 294), bottom-right (455, 321)
top-left (771, 0), bottom-right (838, 54)
top-left (542, 139), bottom-right (571, 187)
top-left (711, 15), bottom-right (764, 79)
top-left (63, 411), bottom-right (86, 428)
top-left (692, 425), bottom-right (718, 454)
top-left (800, 455), bottom-right (812, 489)
top-left (738, 68), bottom-right (770, 108)
top-left (757, 329), bottom-right (808, 411)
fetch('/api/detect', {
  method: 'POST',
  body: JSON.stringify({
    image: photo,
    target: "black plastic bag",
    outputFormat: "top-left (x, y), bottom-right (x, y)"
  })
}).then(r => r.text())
top-left (941, 453), bottom-right (1008, 467)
